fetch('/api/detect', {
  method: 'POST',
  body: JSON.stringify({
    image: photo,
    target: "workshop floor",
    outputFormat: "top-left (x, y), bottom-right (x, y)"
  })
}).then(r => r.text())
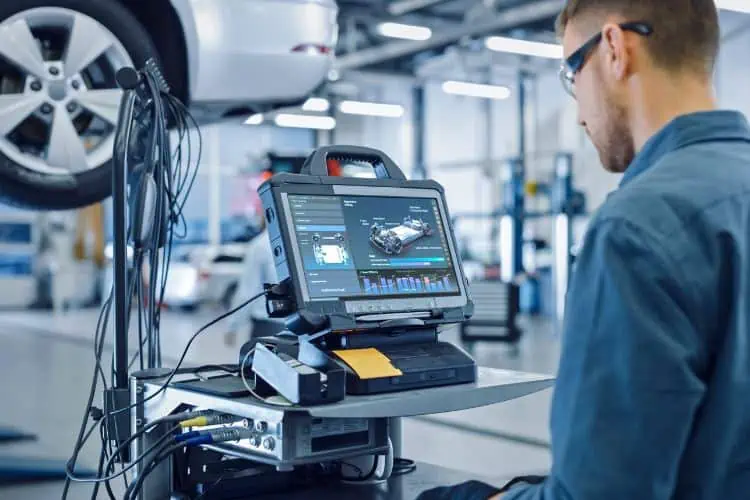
top-left (0, 308), bottom-right (560, 499)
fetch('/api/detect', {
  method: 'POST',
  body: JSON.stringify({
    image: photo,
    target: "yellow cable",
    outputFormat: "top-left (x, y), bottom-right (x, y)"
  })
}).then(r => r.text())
top-left (179, 416), bottom-right (209, 429)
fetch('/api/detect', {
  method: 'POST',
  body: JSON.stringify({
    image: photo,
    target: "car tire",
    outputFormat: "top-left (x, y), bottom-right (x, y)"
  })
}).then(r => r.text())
top-left (0, 0), bottom-right (160, 210)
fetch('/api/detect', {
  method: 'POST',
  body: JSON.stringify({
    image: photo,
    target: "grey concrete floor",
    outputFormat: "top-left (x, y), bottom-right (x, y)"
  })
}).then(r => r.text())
top-left (0, 308), bottom-right (560, 499)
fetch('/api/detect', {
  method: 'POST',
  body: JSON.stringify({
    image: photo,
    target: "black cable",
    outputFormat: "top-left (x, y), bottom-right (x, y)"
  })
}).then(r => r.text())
top-left (110, 273), bottom-right (138, 492)
top-left (125, 441), bottom-right (184, 500)
top-left (167, 96), bottom-right (202, 214)
top-left (392, 458), bottom-right (417, 476)
top-left (66, 64), bottom-right (207, 498)
top-left (66, 421), bottom-right (179, 487)
top-left (100, 423), bottom-right (181, 485)
top-left (61, 419), bottom-right (101, 498)
top-left (93, 293), bottom-right (113, 395)
top-left (91, 438), bottom-right (107, 500)
top-left (97, 419), bottom-right (118, 500)
top-left (105, 290), bottom-right (268, 420)
top-left (62, 281), bottom-right (122, 499)
top-left (194, 472), bottom-right (230, 500)
top-left (339, 461), bottom-right (365, 477)
top-left (341, 456), bottom-right (380, 482)
top-left (131, 267), bottom-right (146, 370)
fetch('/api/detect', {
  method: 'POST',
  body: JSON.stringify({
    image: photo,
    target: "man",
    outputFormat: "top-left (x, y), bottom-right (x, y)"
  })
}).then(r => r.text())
top-left (420, 1), bottom-right (750, 498)
top-left (225, 170), bottom-right (281, 345)
top-left (224, 225), bottom-right (280, 345)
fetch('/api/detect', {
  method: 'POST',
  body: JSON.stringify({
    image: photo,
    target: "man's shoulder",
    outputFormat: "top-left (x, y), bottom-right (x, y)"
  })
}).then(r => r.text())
top-left (597, 144), bottom-right (750, 242)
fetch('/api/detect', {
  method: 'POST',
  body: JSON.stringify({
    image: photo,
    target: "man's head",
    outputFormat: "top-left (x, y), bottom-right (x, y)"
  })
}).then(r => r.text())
top-left (557, 0), bottom-right (720, 172)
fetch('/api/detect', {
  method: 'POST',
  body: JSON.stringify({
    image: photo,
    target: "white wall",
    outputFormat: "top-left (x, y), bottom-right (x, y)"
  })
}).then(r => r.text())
top-left (331, 75), bottom-right (415, 170)
top-left (716, 13), bottom-right (750, 118)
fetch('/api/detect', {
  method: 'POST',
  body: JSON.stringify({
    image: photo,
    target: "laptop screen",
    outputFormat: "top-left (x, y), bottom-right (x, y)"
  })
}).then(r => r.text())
top-left (286, 194), bottom-right (461, 301)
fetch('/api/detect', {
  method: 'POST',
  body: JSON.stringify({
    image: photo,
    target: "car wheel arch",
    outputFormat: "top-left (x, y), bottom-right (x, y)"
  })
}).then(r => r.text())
top-left (119, 0), bottom-right (190, 104)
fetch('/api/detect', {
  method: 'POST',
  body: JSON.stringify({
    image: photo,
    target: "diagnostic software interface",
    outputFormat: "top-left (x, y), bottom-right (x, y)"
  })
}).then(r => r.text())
top-left (286, 194), bottom-right (460, 300)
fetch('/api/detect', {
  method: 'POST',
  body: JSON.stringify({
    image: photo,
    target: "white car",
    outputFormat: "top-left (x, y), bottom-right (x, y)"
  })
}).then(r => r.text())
top-left (0, 0), bottom-right (338, 210)
top-left (161, 243), bottom-right (246, 311)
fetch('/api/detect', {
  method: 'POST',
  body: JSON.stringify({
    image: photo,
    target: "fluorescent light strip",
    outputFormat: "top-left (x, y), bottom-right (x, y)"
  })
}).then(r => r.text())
top-left (716, 0), bottom-right (750, 13)
top-left (339, 100), bottom-right (405, 118)
top-left (302, 97), bottom-right (330, 112)
top-left (442, 81), bottom-right (511, 100)
top-left (244, 113), bottom-right (264, 125)
top-left (377, 22), bottom-right (432, 41)
top-left (485, 36), bottom-right (563, 59)
top-left (274, 114), bottom-right (336, 130)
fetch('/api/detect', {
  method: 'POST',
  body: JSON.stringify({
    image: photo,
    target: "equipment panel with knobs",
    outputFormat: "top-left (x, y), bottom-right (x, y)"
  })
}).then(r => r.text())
top-left (188, 410), bottom-right (387, 469)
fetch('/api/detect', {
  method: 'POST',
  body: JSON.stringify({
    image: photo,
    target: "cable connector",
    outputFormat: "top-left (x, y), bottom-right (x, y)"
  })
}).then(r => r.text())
top-left (179, 414), bottom-right (240, 429)
top-left (144, 58), bottom-right (170, 94)
top-left (89, 407), bottom-right (104, 422)
top-left (264, 279), bottom-right (295, 318)
top-left (183, 428), bottom-right (255, 447)
top-left (154, 409), bottom-right (213, 426)
top-left (174, 430), bottom-right (202, 443)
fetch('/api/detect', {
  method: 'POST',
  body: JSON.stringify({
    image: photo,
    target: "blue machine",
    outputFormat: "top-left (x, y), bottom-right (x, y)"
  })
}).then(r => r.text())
top-left (453, 152), bottom-right (586, 339)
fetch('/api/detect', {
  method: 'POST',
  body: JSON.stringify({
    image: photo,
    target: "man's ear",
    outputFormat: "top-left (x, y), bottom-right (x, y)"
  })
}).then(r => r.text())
top-left (601, 23), bottom-right (630, 81)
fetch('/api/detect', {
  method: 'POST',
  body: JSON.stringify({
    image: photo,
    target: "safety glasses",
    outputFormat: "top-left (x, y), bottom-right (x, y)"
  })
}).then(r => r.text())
top-left (559, 22), bottom-right (653, 97)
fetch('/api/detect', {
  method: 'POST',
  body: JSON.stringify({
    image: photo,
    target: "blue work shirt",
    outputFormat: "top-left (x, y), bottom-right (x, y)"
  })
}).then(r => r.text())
top-left (506, 111), bottom-right (750, 500)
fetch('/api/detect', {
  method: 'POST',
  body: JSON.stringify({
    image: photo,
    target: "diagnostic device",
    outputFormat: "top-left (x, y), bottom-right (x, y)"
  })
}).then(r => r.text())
top-left (258, 146), bottom-right (476, 394)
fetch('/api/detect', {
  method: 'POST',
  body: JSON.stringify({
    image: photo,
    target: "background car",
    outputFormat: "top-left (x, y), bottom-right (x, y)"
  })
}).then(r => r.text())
top-left (0, 0), bottom-right (338, 210)
top-left (161, 243), bottom-right (246, 311)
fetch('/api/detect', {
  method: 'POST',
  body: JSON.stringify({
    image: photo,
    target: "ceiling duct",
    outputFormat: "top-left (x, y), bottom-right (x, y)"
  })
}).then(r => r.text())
top-left (387, 0), bottom-right (455, 17)
top-left (337, 0), bottom-right (564, 70)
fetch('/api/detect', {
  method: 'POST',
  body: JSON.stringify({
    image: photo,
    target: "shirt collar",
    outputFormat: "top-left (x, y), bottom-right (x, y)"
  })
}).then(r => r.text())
top-left (620, 110), bottom-right (750, 187)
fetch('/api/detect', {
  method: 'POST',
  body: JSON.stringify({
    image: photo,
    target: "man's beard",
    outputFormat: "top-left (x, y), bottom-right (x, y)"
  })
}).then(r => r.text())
top-left (595, 100), bottom-right (636, 174)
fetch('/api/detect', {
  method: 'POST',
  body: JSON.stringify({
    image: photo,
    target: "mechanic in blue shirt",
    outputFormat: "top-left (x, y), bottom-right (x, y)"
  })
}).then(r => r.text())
top-left (420, 0), bottom-right (750, 499)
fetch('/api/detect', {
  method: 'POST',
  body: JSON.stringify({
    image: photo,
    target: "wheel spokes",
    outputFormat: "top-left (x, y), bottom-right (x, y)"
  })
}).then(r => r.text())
top-left (0, 18), bottom-right (47, 79)
top-left (47, 106), bottom-right (89, 172)
top-left (63, 13), bottom-right (114, 77)
top-left (77, 88), bottom-right (122, 125)
top-left (0, 93), bottom-right (43, 136)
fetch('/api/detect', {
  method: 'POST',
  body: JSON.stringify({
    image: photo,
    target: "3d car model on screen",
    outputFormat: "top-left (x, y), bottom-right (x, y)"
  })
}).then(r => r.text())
top-left (313, 233), bottom-right (350, 265)
top-left (370, 217), bottom-right (433, 255)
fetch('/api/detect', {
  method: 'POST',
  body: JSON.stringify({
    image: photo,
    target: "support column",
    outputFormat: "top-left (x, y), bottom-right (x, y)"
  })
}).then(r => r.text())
top-left (500, 158), bottom-right (524, 283)
top-left (208, 125), bottom-right (222, 247)
top-left (389, 417), bottom-right (403, 459)
top-left (411, 85), bottom-right (427, 179)
top-left (552, 153), bottom-right (574, 323)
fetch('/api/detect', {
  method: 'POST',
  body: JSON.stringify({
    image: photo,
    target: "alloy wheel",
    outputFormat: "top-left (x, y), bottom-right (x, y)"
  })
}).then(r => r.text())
top-left (0, 7), bottom-right (133, 175)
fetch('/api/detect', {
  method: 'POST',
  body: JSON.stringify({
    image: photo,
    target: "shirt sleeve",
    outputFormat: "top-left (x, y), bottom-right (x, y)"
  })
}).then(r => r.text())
top-left (505, 218), bottom-right (707, 500)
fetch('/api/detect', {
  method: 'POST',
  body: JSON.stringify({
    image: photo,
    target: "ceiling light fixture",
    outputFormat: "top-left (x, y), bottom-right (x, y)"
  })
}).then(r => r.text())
top-left (441, 81), bottom-right (511, 100)
top-left (339, 100), bottom-right (405, 118)
top-left (485, 36), bottom-right (563, 59)
top-left (244, 113), bottom-right (264, 125)
top-left (377, 22), bottom-right (433, 41)
top-left (274, 114), bottom-right (336, 130)
top-left (302, 97), bottom-right (331, 112)
top-left (716, 0), bottom-right (750, 13)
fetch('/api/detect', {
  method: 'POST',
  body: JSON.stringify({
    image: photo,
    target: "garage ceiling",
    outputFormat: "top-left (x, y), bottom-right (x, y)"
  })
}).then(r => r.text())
top-left (335, 0), bottom-right (563, 74)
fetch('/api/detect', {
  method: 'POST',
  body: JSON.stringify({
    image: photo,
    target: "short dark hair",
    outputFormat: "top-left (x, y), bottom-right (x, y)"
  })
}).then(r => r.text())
top-left (556, 0), bottom-right (720, 74)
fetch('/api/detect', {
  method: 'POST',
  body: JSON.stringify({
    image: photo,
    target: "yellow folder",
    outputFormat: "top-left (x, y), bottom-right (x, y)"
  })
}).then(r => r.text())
top-left (333, 348), bottom-right (403, 380)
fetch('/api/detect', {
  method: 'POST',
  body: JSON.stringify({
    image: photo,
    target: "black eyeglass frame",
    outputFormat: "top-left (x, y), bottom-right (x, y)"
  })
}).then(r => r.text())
top-left (559, 21), bottom-right (653, 96)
